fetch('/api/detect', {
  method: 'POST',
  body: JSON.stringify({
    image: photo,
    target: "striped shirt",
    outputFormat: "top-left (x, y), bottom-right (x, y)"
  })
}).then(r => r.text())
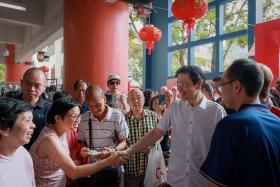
top-left (78, 106), bottom-right (129, 157)
top-left (124, 109), bottom-right (159, 177)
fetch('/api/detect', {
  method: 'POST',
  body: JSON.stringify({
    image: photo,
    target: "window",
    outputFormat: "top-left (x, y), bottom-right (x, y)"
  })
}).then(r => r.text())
top-left (224, 0), bottom-right (248, 34)
top-left (223, 35), bottom-right (248, 70)
top-left (194, 43), bottom-right (214, 72)
top-left (170, 49), bottom-right (188, 76)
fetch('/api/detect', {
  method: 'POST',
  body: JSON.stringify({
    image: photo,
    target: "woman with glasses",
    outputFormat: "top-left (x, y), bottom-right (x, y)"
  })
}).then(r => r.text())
top-left (30, 97), bottom-right (122, 187)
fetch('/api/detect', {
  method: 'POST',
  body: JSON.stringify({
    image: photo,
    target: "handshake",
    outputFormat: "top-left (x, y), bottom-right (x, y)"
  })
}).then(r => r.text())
top-left (80, 146), bottom-right (134, 167)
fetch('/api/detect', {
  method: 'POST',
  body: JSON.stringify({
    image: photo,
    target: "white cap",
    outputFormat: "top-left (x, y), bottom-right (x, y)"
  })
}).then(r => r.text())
top-left (107, 74), bottom-right (121, 82)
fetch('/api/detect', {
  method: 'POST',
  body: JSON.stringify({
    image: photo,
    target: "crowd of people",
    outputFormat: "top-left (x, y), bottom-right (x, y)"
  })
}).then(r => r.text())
top-left (0, 58), bottom-right (280, 187)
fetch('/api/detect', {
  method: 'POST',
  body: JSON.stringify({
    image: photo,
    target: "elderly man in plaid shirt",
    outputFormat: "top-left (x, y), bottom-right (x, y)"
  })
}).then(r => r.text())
top-left (124, 88), bottom-right (159, 187)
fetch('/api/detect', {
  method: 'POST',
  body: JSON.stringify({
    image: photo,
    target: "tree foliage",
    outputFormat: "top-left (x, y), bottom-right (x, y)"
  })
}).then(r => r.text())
top-left (0, 64), bottom-right (4, 82)
top-left (128, 10), bottom-right (144, 86)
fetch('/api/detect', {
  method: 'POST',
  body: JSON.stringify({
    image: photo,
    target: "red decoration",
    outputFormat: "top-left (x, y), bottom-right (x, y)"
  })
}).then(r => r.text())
top-left (172, 0), bottom-right (208, 39)
top-left (135, 7), bottom-right (151, 19)
top-left (139, 24), bottom-right (162, 55)
top-left (40, 65), bottom-right (49, 73)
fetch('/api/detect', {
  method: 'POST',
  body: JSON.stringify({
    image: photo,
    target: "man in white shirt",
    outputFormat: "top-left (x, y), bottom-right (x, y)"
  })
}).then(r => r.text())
top-left (119, 65), bottom-right (226, 187)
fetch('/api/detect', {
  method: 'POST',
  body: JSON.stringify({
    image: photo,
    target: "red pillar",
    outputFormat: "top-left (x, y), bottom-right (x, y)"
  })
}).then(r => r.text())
top-left (64, 0), bottom-right (129, 93)
top-left (255, 19), bottom-right (280, 86)
top-left (5, 44), bottom-right (31, 83)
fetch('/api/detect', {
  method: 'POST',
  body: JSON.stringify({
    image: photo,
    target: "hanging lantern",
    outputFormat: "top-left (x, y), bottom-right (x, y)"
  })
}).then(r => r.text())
top-left (172, 0), bottom-right (208, 40)
top-left (139, 24), bottom-right (162, 55)
top-left (40, 65), bottom-right (49, 73)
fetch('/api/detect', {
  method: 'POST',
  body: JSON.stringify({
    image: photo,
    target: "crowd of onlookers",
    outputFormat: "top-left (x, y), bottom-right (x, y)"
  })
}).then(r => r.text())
top-left (0, 58), bottom-right (280, 187)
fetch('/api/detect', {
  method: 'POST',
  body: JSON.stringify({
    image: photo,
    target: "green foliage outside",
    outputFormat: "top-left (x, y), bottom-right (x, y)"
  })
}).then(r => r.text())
top-left (128, 10), bottom-right (144, 86)
top-left (0, 64), bottom-right (4, 82)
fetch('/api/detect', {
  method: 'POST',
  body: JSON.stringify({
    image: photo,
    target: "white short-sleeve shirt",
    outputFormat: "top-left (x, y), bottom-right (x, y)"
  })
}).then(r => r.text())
top-left (157, 96), bottom-right (226, 187)
top-left (0, 146), bottom-right (36, 187)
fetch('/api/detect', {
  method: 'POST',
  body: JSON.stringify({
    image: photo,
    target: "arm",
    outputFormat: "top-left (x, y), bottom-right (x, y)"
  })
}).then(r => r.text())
top-left (115, 139), bottom-right (126, 151)
top-left (37, 136), bottom-right (115, 180)
top-left (120, 94), bottom-right (130, 113)
top-left (126, 127), bottom-right (163, 155)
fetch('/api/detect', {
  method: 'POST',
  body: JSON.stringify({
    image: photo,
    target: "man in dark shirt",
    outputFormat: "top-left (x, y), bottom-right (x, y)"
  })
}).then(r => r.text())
top-left (16, 68), bottom-right (51, 150)
top-left (200, 59), bottom-right (280, 187)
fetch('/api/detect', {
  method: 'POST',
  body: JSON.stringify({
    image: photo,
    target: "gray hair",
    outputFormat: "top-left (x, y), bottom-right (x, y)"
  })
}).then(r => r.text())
top-left (85, 85), bottom-right (105, 97)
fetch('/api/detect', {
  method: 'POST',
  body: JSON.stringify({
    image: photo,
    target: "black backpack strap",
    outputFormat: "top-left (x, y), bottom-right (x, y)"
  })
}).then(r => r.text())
top-left (88, 112), bottom-right (92, 149)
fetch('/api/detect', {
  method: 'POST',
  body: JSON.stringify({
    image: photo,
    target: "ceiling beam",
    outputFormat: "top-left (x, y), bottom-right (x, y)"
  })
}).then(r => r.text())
top-left (0, 0), bottom-right (44, 27)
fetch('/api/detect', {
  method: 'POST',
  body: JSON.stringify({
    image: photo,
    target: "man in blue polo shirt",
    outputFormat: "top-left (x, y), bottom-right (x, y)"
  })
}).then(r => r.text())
top-left (200, 59), bottom-right (280, 187)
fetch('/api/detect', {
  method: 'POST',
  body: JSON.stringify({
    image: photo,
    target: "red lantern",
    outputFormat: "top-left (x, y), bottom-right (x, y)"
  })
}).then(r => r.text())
top-left (139, 24), bottom-right (162, 55)
top-left (172, 0), bottom-right (208, 39)
top-left (40, 65), bottom-right (49, 73)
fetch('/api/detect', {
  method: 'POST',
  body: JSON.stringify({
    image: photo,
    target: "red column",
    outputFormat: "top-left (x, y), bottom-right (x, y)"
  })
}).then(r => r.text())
top-left (64, 0), bottom-right (129, 93)
top-left (5, 44), bottom-right (31, 83)
top-left (255, 19), bottom-right (280, 86)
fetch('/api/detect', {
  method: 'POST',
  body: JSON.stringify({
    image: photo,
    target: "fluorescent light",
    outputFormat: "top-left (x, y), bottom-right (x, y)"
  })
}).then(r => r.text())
top-left (0, 2), bottom-right (26, 11)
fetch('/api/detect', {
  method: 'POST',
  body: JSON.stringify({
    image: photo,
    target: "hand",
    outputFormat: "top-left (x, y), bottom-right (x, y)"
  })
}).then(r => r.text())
top-left (80, 147), bottom-right (90, 157)
top-left (119, 95), bottom-right (126, 105)
top-left (118, 147), bottom-right (133, 157)
top-left (111, 151), bottom-right (130, 167)
top-left (95, 147), bottom-right (115, 160)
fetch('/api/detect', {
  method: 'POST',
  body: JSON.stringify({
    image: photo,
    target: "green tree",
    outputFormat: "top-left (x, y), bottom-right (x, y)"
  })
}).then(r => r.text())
top-left (0, 64), bottom-right (4, 82)
top-left (128, 10), bottom-right (144, 86)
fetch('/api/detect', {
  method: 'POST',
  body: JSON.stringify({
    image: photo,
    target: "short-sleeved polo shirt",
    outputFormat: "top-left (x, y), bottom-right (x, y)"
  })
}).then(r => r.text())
top-left (200, 103), bottom-right (280, 187)
top-left (78, 106), bottom-right (129, 150)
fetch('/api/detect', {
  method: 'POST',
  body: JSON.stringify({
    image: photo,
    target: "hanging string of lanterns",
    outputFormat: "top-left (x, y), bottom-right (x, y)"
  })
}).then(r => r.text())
top-left (172, 0), bottom-right (208, 40)
top-left (139, 24), bottom-right (162, 55)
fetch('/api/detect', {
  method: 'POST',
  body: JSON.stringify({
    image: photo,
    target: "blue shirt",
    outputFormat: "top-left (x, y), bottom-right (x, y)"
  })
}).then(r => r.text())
top-left (200, 104), bottom-right (280, 187)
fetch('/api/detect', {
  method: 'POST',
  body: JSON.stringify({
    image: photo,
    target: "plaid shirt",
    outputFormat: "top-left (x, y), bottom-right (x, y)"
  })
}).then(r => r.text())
top-left (124, 109), bottom-right (159, 177)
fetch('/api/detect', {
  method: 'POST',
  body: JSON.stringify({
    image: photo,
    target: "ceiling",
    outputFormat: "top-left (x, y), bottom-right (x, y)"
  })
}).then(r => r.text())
top-left (0, 0), bottom-right (63, 63)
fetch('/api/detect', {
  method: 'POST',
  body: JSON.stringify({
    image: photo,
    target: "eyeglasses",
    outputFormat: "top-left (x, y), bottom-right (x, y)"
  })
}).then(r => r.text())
top-left (176, 82), bottom-right (187, 88)
top-left (110, 81), bottom-right (120, 85)
top-left (22, 80), bottom-right (44, 89)
top-left (64, 114), bottom-right (81, 121)
top-left (217, 80), bottom-right (235, 92)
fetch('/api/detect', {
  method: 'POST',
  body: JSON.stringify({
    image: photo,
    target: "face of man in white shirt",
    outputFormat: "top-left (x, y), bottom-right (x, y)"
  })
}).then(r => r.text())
top-left (176, 73), bottom-right (203, 102)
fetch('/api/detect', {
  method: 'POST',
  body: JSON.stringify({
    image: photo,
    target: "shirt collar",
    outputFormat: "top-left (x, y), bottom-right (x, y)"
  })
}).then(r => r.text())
top-left (127, 109), bottom-right (148, 119)
top-left (91, 105), bottom-right (111, 121)
top-left (18, 93), bottom-right (46, 109)
top-left (238, 103), bottom-right (269, 111)
top-left (35, 96), bottom-right (45, 109)
top-left (184, 95), bottom-right (208, 110)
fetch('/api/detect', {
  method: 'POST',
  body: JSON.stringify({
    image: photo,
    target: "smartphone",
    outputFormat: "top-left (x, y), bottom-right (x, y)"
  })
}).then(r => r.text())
top-left (159, 94), bottom-right (165, 104)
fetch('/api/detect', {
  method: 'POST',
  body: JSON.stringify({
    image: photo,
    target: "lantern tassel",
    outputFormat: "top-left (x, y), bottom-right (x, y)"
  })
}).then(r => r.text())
top-left (146, 41), bottom-right (155, 55)
top-left (183, 19), bottom-right (195, 40)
